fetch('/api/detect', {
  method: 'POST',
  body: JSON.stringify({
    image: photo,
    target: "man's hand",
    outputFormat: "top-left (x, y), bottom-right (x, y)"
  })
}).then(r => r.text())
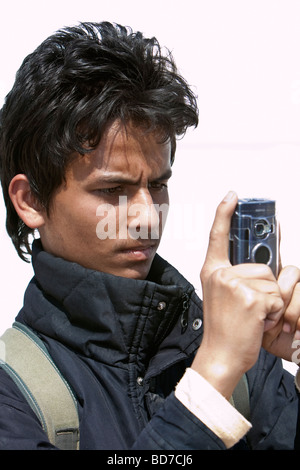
top-left (263, 266), bottom-right (300, 361)
top-left (192, 191), bottom-right (284, 399)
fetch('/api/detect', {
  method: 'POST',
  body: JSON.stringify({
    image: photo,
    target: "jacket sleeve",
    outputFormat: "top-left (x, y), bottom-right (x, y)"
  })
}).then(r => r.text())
top-left (131, 351), bottom-right (300, 450)
top-left (245, 350), bottom-right (300, 449)
top-left (131, 392), bottom-right (228, 450)
top-left (0, 368), bottom-right (55, 450)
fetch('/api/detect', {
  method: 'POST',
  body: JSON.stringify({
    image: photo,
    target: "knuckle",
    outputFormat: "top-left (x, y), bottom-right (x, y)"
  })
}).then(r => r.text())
top-left (210, 267), bottom-right (229, 286)
top-left (237, 284), bottom-right (257, 309)
top-left (208, 225), bottom-right (222, 244)
top-left (200, 265), bottom-right (229, 288)
top-left (200, 263), bottom-right (227, 284)
top-left (229, 277), bottom-right (261, 310)
top-left (200, 266), bottom-right (209, 284)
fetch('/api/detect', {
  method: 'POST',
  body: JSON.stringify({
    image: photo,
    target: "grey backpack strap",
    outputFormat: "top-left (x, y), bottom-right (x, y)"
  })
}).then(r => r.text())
top-left (0, 322), bottom-right (79, 450)
top-left (230, 374), bottom-right (250, 420)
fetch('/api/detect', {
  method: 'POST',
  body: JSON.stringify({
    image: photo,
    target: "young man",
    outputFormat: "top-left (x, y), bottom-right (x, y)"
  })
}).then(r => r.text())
top-left (0, 21), bottom-right (300, 450)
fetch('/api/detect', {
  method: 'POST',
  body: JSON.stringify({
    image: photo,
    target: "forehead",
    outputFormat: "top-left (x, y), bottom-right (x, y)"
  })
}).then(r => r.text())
top-left (69, 122), bottom-right (172, 183)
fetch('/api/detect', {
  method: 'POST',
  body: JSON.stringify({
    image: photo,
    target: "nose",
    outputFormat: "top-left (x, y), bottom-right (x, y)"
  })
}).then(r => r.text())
top-left (128, 188), bottom-right (160, 240)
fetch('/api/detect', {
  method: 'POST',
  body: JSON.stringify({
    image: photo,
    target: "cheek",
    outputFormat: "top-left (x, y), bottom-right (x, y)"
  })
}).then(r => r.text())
top-left (96, 204), bottom-right (119, 240)
top-left (53, 199), bottom-right (100, 244)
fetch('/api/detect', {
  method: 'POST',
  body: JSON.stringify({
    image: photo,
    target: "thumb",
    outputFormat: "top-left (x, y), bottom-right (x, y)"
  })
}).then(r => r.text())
top-left (203, 191), bottom-right (238, 270)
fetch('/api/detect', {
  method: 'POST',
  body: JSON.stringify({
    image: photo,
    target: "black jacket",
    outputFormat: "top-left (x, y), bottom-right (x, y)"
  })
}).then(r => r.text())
top-left (0, 240), bottom-right (299, 450)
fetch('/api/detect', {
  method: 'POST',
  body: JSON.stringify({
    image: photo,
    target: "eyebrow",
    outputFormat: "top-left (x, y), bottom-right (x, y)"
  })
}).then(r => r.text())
top-left (94, 168), bottom-right (173, 185)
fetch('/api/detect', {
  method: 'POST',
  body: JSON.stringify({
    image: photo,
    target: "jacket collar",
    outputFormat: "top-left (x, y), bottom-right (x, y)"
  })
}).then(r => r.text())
top-left (18, 240), bottom-right (202, 373)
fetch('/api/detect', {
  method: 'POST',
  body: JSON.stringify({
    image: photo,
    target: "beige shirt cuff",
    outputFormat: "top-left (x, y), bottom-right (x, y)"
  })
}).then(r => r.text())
top-left (175, 368), bottom-right (252, 449)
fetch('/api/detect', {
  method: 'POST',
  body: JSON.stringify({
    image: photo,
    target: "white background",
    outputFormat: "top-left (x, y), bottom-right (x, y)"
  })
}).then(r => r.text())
top-left (1, 0), bottom-right (300, 373)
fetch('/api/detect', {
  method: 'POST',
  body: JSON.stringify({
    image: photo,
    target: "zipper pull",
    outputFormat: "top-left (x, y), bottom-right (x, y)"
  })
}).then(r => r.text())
top-left (180, 292), bottom-right (190, 333)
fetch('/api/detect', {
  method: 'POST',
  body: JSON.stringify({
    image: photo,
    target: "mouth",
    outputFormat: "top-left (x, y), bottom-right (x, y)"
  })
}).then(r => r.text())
top-left (119, 244), bottom-right (157, 261)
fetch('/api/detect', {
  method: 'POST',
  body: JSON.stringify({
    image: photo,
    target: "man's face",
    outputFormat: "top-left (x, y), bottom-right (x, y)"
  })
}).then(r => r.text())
top-left (39, 122), bottom-right (172, 280)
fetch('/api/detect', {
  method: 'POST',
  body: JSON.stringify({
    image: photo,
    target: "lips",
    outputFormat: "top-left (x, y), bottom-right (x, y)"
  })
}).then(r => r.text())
top-left (119, 244), bottom-right (157, 261)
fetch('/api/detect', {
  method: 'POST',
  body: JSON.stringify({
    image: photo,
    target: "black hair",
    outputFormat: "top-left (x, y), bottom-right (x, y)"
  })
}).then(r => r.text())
top-left (0, 21), bottom-right (198, 261)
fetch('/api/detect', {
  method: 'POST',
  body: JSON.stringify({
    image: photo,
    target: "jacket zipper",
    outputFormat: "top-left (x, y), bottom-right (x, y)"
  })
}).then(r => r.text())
top-left (180, 292), bottom-right (190, 333)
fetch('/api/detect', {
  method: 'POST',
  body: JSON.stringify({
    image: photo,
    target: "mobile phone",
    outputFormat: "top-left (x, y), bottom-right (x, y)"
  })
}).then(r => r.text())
top-left (229, 198), bottom-right (278, 277)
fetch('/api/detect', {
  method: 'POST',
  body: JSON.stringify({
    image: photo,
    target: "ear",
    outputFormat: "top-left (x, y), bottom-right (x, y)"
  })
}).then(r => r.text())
top-left (8, 174), bottom-right (46, 229)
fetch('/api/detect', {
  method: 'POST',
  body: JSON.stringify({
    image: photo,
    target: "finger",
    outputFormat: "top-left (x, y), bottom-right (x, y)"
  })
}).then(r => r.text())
top-left (293, 312), bottom-right (300, 340)
top-left (264, 294), bottom-right (285, 332)
top-left (230, 263), bottom-right (275, 281)
top-left (278, 266), bottom-right (300, 334)
top-left (278, 265), bottom-right (300, 307)
top-left (204, 191), bottom-right (238, 267)
top-left (242, 279), bottom-right (281, 296)
top-left (282, 282), bottom-right (300, 335)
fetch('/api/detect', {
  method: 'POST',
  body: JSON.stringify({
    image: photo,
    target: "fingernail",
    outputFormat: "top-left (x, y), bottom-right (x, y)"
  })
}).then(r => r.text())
top-left (223, 191), bottom-right (236, 202)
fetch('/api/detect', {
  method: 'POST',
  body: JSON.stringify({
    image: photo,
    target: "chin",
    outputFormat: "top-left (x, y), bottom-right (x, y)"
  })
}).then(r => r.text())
top-left (118, 262), bottom-right (153, 280)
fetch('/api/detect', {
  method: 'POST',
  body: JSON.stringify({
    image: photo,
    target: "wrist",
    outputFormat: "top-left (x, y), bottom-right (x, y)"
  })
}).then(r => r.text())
top-left (191, 347), bottom-right (245, 400)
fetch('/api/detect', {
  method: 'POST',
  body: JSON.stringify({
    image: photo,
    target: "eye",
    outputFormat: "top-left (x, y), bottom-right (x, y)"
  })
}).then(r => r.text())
top-left (98, 186), bottom-right (123, 194)
top-left (149, 182), bottom-right (168, 191)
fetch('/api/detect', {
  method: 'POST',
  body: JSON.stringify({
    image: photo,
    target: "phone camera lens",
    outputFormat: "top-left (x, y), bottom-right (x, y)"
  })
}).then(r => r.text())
top-left (255, 223), bottom-right (265, 236)
top-left (254, 220), bottom-right (271, 238)
top-left (253, 244), bottom-right (271, 265)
